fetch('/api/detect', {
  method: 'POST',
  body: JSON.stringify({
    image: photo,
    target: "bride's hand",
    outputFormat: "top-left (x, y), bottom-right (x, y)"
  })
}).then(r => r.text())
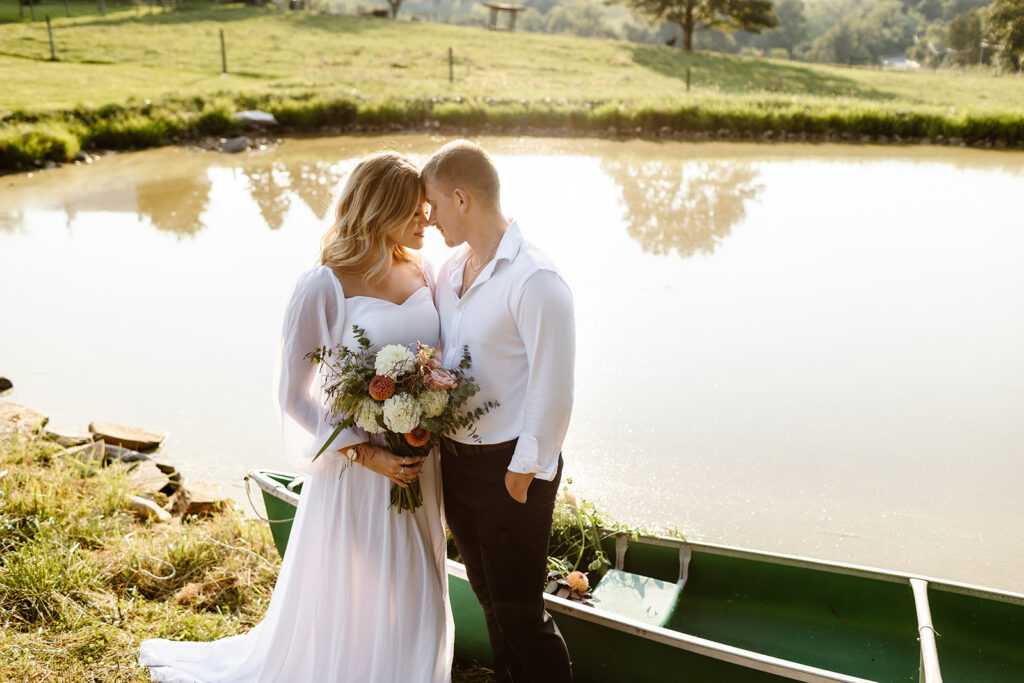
top-left (354, 443), bottom-right (424, 489)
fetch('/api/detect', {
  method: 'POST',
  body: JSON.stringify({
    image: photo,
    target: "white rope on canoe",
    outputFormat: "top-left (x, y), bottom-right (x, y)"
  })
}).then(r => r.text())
top-left (243, 474), bottom-right (296, 524)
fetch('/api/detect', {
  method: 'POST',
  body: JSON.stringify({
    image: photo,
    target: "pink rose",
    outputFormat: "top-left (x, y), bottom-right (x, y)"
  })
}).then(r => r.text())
top-left (423, 367), bottom-right (458, 390)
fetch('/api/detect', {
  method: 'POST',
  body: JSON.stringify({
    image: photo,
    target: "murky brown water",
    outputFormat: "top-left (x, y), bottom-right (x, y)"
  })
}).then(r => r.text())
top-left (2, 135), bottom-right (1022, 592)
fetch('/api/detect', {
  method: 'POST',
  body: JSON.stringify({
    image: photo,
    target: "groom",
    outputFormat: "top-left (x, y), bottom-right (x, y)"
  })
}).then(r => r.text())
top-left (423, 140), bottom-right (575, 683)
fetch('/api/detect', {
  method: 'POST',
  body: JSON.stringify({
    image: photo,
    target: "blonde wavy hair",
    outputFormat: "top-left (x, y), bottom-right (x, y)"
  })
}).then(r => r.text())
top-left (320, 152), bottom-right (422, 283)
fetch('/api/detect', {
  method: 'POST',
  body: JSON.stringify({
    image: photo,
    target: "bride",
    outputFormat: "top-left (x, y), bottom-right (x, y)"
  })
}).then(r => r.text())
top-left (139, 152), bottom-right (453, 682)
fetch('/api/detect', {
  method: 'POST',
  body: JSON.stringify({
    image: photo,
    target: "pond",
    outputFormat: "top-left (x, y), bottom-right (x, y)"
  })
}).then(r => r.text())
top-left (2, 135), bottom-right (1022, 592)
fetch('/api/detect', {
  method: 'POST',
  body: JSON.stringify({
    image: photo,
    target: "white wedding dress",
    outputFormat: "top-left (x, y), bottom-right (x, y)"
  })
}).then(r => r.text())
top-left (139, 265), bottom-right (453, 683)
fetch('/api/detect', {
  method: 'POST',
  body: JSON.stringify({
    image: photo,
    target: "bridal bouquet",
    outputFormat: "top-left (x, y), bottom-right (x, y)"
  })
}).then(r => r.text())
top-left (309, 326), bottom-right (496, 512)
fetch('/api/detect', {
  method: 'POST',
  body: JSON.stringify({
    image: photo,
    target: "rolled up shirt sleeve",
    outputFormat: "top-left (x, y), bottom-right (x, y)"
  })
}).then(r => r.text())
top-left (508, 269), bottom-right (575, 480)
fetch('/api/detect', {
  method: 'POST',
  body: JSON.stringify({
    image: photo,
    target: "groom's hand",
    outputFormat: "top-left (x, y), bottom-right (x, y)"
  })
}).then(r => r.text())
top-left (504, 470), bottom-right (534, 504)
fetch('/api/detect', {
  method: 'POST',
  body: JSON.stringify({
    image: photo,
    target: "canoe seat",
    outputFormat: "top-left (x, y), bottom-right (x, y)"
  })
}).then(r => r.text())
top-left (591, 569), bottom-right (682, 627)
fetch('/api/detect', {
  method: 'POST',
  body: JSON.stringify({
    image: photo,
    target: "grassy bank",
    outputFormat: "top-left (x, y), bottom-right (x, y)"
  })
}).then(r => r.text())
top-left (1, 3), bottom-right (1022, 169)
top-left (0, 436), bottom-right (493, 681)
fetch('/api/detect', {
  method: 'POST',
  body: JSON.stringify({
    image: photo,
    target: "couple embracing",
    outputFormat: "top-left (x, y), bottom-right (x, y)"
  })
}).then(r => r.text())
top-left (138, 141), bottom-right (576, 683)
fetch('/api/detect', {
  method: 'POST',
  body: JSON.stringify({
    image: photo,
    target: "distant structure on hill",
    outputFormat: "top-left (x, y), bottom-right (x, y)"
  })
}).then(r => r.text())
top-left (881, 56), bottom-right (921, 71)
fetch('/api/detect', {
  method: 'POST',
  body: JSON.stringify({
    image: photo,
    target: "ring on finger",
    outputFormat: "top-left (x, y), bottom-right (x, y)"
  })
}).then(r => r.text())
top-left (399, 466), bottom-right (405, 475)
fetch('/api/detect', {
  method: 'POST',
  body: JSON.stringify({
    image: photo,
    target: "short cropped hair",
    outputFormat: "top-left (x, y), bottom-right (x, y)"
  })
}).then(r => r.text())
top-left (421, 140), bottom-right (501, 210)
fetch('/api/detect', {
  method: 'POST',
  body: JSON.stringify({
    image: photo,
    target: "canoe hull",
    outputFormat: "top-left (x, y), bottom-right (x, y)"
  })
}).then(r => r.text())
top-left (247, 469), bottom-right (1024, 683)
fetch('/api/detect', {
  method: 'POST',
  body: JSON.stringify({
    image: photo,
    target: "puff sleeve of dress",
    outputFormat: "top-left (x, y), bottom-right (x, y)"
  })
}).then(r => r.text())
top-left (274, 266), bottom-right (366, 475)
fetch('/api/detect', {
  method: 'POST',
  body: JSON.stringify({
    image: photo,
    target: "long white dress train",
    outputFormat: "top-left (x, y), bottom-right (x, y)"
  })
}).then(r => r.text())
top-left (139, 265), bottom-right (453, 683)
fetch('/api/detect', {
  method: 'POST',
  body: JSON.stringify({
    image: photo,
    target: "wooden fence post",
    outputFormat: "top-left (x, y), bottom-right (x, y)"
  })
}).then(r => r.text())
top-left (30, 1), bottom-right (37, 22)
top-left (46, 15), bottom-right (56, 60)
top-left (686, 67), bottom-right (691, 92)
top-left (64, 0), bottom-right (70, 17)
top-left (448, 47), bottom-right (453, 83)
top-left (220, 29), bottom-right (227, 74)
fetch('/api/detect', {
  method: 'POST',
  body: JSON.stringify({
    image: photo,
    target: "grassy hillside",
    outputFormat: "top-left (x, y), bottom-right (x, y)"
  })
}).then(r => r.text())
top-left (1, 2), bottom-right (1023, 168)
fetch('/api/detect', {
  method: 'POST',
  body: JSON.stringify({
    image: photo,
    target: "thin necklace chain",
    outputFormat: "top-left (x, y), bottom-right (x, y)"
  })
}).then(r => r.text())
top-left (468, 240), bottom-right (500, 275)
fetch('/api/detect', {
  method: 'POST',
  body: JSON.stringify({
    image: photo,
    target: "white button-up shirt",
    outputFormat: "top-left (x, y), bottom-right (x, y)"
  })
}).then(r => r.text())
top-left (435, 221), bottom-right (575, 481)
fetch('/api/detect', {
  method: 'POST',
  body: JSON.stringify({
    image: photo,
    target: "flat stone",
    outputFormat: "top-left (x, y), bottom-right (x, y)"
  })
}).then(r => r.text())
top-left (44, 426), bottom-right (94, 448)
top-left (104, 443), bottom-right (151, 464)
top-left (128, 461), bottom-right (173, 497)
top-left (89, 421), bottom-right (165, 451)
top-left (220, 136), bottom-right (249, 154)
top-left (62, 441), bottom-right (106, 471)
top-left (125, 494), bottom-right (171, 522)
top-left (232, 110), bottom-right (277, 126)
top-left (0, 402), bottom-right (48, 439)
top-left (171, 481), bottom-right (230, 517)
top-left (155, 462), bottom-right (183, 493)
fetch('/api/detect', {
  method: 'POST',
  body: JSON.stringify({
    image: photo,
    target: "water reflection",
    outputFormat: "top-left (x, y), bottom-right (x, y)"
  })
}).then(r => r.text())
top-left (3, 136), bottom-right (1024, 594)
top-left (136, 174), bottom-right (211, 236)
top-left (0, 210), bottom-right (22, 232)
top-left (286, 162), bottom-right (346, 221)
top-left (604, 158), bottom-right (763, 258)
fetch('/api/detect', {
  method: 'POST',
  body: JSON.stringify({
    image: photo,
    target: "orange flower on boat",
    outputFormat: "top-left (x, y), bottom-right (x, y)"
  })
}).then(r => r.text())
top-left (404, 427), bottom-right (431, 447)
top-left (368, 375), bottom-right (395, 401)
top-left (566, 571), bottom-right (589, 593)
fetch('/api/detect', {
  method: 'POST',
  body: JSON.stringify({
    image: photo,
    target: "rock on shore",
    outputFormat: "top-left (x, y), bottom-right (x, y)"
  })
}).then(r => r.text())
top-left (89, 421), bottom-right (166, 451)
top-left (0, 402), bottom-right (47, 439)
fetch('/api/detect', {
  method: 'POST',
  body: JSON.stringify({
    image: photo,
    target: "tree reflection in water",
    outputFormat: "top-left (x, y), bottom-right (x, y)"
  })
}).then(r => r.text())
top-left (603, 159), bottom-right (764, 258)
top-left (129, 161), bottom-right (346, 236)
top-left (287, 162), bottom-right (345, 221)
top-left (243, 165), bottom-right (292, 231)
top-left (243, 161), bottom-right (346, 229)
top-left (0, 210), bottom-right (22, 233)
top-left (135, 174), bottom-right (212, 237)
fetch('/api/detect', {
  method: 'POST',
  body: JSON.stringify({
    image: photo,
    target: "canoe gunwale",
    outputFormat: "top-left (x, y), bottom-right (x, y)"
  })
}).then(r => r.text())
top-left (448, 560), bottom-right (877, 683)
top-left (603, 529), bottom-right (1024, 607)
top-left (248, 469), bottom-right (300, 507)
top-left (910, 578), bottom-right (943, 683)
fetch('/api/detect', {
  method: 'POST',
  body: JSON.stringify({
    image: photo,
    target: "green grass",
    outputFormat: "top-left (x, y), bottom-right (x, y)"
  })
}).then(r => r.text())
top-left (0, 435), bottom-right (495, 681)
top-left (0, 1), bottom-right (1023, 168)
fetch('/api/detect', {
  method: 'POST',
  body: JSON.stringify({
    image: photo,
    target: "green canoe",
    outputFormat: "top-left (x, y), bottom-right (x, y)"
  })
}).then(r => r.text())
top-left (247, 469), bottom-right (1024, 682)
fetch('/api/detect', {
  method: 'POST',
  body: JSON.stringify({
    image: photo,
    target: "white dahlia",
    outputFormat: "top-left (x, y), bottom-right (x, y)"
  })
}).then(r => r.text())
top-left (353, 398), bottom-right (384, 434)
top-left (382, 394), bottom-right (422, 434)
top-left (374, 344), bottom-right (416, 379)
top-left (418, 389), bottom-right (449, 419)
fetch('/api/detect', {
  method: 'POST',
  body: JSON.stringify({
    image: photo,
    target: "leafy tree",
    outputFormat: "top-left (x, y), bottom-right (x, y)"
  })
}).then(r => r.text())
top-left (622, 0), bottom-right (778, 51)
top-left (947, 8), bottom-right (983, 65)
top-left (939, 0), bottom-right (989, 21)
top-left (913, 0), bottom-right (945, 22)
top-left (752, 0), bottom-right (808, 54)
top-left (808, 16), bottom-right (869, 62)
top-left (988, 0), bottom-right (1024, 71)
top-left (858, 0), bottom-right (921, 59)
top-left (546, 0), bottom-right (618, 37)
top-left (907, 21), bottom-right (949, 65)
top-left (809, 0), bottom-right (922, 64)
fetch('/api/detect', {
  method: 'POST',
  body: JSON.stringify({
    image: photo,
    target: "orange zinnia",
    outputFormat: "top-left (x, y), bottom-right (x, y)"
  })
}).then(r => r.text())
top-left (405, 427), bottom-right (430, 447)
top-left (368, 375), bottom-right (395, 401)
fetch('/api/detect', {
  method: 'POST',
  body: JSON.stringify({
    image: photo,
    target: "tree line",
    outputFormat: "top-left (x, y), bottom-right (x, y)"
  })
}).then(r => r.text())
top-left (386, 0), bottom-right (1024, 70)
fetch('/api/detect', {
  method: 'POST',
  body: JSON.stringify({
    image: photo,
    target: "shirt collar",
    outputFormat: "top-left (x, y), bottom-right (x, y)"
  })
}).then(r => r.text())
top-left (448, 220), bottom-right (523, 296)
top-left (494, 220), bottom-right (524, 265)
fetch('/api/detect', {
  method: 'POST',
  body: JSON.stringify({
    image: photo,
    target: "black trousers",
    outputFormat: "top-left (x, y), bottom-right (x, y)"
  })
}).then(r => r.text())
top-left (441, 438), bottom-right (572, 683)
